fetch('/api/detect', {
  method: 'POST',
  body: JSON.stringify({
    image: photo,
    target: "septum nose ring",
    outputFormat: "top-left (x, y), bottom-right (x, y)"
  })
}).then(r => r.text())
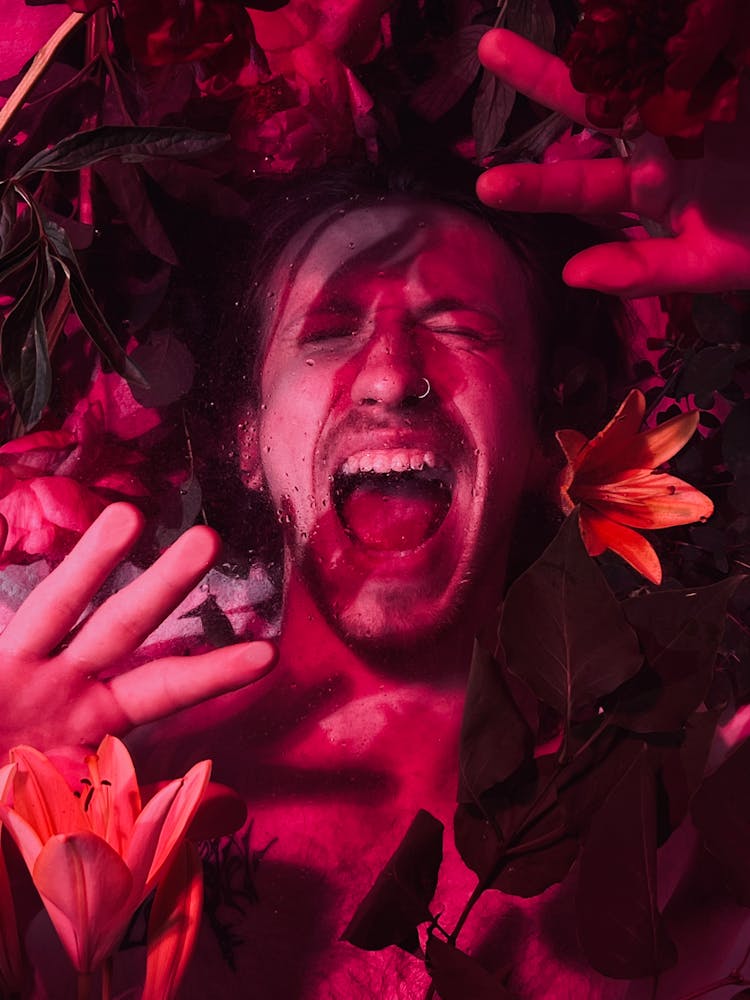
top-left (416, 377), bottom-right (431, 400)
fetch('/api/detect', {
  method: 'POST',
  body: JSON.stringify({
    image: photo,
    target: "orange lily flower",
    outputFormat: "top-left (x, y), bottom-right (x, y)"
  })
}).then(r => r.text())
top-left (0, 735), bottom-right (210, 977)
top-left (557, 389), bottom-right (714, 585)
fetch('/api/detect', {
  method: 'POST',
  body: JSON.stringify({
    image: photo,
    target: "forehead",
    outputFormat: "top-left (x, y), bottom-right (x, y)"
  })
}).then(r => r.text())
top-left (263, 200), bottom-right (535, 337)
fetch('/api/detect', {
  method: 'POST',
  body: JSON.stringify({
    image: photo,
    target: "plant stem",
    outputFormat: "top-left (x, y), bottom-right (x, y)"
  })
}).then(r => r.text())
top-left (0, 12), bottom-right (88, 142)
top-left (79, 9), bottom-right (108, 226)
top-left (76, 973), bottom-right (92, 1000)
top-left (101, 957), bottom-right (112, 1000)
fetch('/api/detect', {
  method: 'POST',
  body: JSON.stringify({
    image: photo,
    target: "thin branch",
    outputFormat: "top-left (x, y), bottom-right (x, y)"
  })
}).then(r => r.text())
top-left (0, 12), bottom-right (88, 141)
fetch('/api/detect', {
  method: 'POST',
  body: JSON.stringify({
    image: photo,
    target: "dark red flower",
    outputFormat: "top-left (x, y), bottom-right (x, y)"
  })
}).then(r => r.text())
top-left (564, 0), bottom-right (750, 152)
top-left (121, 0), bottom-right (256, 67)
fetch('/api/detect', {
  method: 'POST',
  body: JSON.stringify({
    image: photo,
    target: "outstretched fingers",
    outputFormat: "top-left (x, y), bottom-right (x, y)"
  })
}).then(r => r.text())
top-left (562, 234), bottom-right (746, 296)
top-left (478, 29), bottom-right (589, 125)
top-left (0, 504), bottom-right (145, 658)
top-left (107, 640), bottom-right (277, 728)
top-left (476, 158), bottom-right (633, 214)
top-left (59, 524), bottom-right (223, 673)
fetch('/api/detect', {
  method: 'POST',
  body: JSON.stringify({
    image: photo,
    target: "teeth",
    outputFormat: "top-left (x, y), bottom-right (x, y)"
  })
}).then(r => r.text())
top-left (340, 449), bottom-right (439, 476)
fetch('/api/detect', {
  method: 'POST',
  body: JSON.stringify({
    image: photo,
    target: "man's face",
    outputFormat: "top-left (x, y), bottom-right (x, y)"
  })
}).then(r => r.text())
top-left (255, 201), bottom-right (539, 649)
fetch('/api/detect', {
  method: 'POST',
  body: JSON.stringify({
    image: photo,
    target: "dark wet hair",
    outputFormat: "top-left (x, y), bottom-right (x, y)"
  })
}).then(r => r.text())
top-left (186, 154), bottom-right (635, 573)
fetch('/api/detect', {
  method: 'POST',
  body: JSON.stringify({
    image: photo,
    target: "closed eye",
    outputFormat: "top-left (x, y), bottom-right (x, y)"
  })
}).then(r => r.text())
top-left (420, 310), bottom-right (504, 343)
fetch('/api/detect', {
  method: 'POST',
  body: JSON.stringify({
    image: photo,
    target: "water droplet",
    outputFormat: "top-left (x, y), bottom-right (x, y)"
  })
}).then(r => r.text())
top-left (305, 358), bottom-right (315, 367)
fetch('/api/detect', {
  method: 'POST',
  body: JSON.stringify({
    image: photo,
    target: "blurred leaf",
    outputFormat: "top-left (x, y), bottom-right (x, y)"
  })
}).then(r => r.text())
top-left (674, 345), bottom-right (750, 399)
top-left (426, 937), bottom-right (515, 999)
top-left (473, 71), bottom-right (515, 160)
top-left (500, 512), bottom-right (642, 733)
top-left (557, 732), bottom-right (645, 836)
top-left (43, 218), bottom-right (147, 388)
top-left (95, 160), bottom-right (178, 265)
top-left (576, 750), bottom-right (678, 978)
top-left (129, 330), bottom-right (195, 407)
top-left (342, 810), bottom-right (443, 953)
top-left (15, 126), bottom-right (229, 179)
top-left (691, 736), bottom-right (750, 906)
top-left (692, 294), bottom-right (743, 344)
top-left (613, 579), bottom-right (742, 733)
top-left (181, 594), bottom-right (235, 649)
top-left (411, 25), bottom-right (487, 122)
top-left (458, 642), bottom-right (534, 803)
top-left (723, 400), bottom-right (750, 478)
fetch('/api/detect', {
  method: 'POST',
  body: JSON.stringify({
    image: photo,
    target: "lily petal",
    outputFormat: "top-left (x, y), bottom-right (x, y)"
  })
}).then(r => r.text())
top-left (33, 831), bottom-right (133, 974)
top-left (610, 409), bottom-right (700, 473)
top-left (583, 473), bottom-right (714, 529)
top-left (85, 736), bottom-right (141, 853)
top-left (9, 746), bottom-right (89, 841)
top-left (580, 509), bottom-right (663, 584)
top-left (574, 389), bottom-right (646, 480)
top-left (0, 802), bottom-right (46, 873)
top-left (126, 760), bottom-right (211, 898)
top-left (142, 841), bottom-right (203, 1000)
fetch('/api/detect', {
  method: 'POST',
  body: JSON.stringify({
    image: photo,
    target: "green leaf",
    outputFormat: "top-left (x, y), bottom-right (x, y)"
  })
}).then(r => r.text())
top-left (15, 126), bottom-right (229, 179)
top-left (500, 512), bottom-right (643, 733)
top-left (576, 750), bottom-right (678, 978)
top-left (44, 218), bottom-right (147, 389)
top-left (342, 810), bottom-right (443, 953)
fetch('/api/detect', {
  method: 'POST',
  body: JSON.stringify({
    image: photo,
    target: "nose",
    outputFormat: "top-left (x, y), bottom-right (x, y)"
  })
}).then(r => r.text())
top-left (350, 321), bottom-right (429, 408)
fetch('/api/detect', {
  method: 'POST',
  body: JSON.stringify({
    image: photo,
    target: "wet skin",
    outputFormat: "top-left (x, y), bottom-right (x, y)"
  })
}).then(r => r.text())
top-left (254, 200), bottom-right (540, 656)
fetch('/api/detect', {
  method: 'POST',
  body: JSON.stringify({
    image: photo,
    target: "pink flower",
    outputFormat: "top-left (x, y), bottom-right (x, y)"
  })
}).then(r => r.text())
top-left (0, 736), bottom-right (210, 978)
top-left (0, 375), bottom-right (153, 567)
top-left (557, 389), bottom-right (714, 584)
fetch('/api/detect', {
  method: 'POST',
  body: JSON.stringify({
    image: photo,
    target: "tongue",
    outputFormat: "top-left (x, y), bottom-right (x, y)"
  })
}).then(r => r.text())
top-left (341, 478), bottom-right (449, 551)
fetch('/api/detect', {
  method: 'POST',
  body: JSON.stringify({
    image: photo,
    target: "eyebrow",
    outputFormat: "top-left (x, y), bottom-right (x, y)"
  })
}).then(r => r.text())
top-left (413, 297), bottom-right (504, 324)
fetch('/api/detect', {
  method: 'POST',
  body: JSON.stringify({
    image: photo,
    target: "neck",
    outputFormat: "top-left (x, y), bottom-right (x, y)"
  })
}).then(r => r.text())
top-left (277, 565), bottom-right (475, 692)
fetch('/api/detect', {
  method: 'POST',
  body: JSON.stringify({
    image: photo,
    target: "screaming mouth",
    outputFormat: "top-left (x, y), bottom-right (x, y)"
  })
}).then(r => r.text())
top-left (333, 450), bottom-right (454, 552)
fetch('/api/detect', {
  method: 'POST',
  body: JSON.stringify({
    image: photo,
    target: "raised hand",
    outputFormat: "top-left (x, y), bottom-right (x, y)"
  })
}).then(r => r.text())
top-left (477, 29), bottom-right (750, 297)
top-left (0, 504), bottom-right (276, 756)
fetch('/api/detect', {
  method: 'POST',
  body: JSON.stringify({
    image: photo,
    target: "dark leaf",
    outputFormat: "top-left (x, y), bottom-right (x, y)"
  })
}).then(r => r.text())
top-left (15, 126), bottom-right (229, 179)
top-left (506, 0), bottom-right (555, 51)
top-left (473, 71), bottom-right (515, 160)
top-left (500, 512), bottom-right (642, 732)
top-left (342, 810), bottom-right (443, 953)
top-left (411, 26), bottom-right (487, 122)
top-left (691, 736), bottom-right (750, 906)
top-left (128, 330), bottom-right (195, 407)
top-left (659, 710), bottom-right (718, 833)
top-left (43, 219), bottom-right (147, 389)
top-left (458, 642), bottom-right (534, 803)
top-left (181, 594), bottom-right (236, 649)
top-left (674, 345), bottom-right (750, 399)
top-left (723, 400), bottom-right (750, 479)
top-left (576, 750), bottom-right (678, 978)
top-left (730, 991), bottom-right (750, 998)
top-left (0, 250), bottom-right (55, 427)
top-left (95, 160), bottom-right (178, 265)
top-left (613, 579), bottom-right (742, 733)
top-left (0, 191), bottom-right (43, 277)
top-left (692, 294), bottom-right (743, 344)
top-left (455, 756), bottom-right (577, 898)
top-left (426, 937), bottom-right (515, 999)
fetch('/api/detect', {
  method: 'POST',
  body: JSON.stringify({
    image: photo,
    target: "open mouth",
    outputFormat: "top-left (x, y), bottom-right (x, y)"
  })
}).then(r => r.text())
top-left (332, 450), bottom-right (454, 552)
